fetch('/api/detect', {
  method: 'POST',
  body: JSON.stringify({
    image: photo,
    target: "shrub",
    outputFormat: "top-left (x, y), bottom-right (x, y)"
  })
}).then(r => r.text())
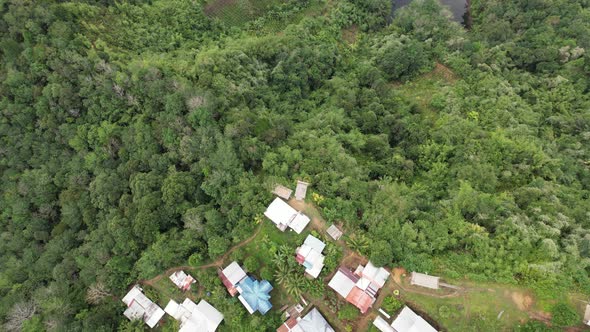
top-left (550, 303), bottom-right (579, 327)
top-left (338, 304), bottom-right (359, 321)
top-left (244, 256), bottom-right (260, 272)
top-left (382, 295), bottom-right (403, 313)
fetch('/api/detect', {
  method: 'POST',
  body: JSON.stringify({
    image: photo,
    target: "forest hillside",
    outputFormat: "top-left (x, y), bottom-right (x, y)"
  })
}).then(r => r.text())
top-left (1, 0), bottom-right (589, 331)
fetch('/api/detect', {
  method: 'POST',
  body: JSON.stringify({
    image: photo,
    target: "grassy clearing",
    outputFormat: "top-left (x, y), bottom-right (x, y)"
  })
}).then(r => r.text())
top-left (394, 63), bottom-right (457, 119)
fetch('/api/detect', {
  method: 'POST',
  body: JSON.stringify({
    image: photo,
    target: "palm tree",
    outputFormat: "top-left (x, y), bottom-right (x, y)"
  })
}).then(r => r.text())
top-left (283, 274), bottom-right (305, 298)
top-left (274, 262), bottom-right (293, 286)
top-left (346, 233), bottom-right (370, 254)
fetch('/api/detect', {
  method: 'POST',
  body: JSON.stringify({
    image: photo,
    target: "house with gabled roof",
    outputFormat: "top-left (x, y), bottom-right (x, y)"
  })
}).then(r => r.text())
top-left (410, 272), bottom-right (440, 290)
top-left (165, 298), bottom-right (223, 332)
top-left (296, 235), bottom-right (326, 279)
top-left (264, 197), bottom-right (311, 234)
top-left (219, 261), bottom-right (248, 296)
top-left (277, 307), bottom-right (335, 332)
top-left (390, 306), bottom-right (437, 332)
top-left (219, 261), bottom-right (273, 315)
top-left (122, 285), bottom-right (165, 328)
top-left (169, 270), bottom-right (196, 292)
top-left (328, 262), bottom-right (390, 314)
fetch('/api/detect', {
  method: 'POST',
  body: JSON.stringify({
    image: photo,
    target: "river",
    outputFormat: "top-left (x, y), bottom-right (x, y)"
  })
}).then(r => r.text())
top-left (391, 0), bottom-right (471, 27)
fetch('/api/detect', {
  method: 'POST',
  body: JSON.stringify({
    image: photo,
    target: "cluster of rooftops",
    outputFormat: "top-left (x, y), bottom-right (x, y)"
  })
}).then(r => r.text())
top-left (120, 180), bottom-right (438, 331)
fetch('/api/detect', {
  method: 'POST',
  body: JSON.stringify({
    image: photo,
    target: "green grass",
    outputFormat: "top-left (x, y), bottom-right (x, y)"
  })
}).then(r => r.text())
top-left (395, 63), bottom-right (457, 122)
top-left (401, 282), bottom-right (533, 332)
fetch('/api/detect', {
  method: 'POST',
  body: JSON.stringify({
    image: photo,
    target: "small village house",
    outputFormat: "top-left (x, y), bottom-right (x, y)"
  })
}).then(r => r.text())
top-left (295, 235), bottom-right (326, 279)
top-left (219, 261), bottom-right (248, 296)
top-left (294, 180), bottom-right (309, 201)
top-left (277, 307), bottom-right (335, 332)
top-left (273, 185), bottom-right (293, 200)
top-left (264, 197), bottom-right (311, 234)
top-left (326, 224), bottom-right (343, 241)
top-left (169, 270), bottom-right (196, 292)
top-left (164, 298), bottom-right (223, 332)
top-left (219, 261), bottom-right (273, 315)
top-left (328, 262), bottom-right (390, 313)
top-left (373, 306), bottom-right (437, 332)
top-left (121, 285), bottom-right (165, 328)
top-left (390, 306), bottom-right (437, 332)
top-left (410, 272), bottom-right (440, 290)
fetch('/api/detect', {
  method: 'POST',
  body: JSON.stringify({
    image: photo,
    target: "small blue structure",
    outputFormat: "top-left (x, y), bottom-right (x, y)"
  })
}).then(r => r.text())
top-left (236, 276), bottom-right (273, 315)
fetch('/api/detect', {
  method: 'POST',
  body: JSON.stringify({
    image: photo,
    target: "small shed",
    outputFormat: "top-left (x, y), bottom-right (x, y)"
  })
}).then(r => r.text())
top-left (273, 185), bottom-right (293, 200)
top-left (326, 224), bottom-right (343, 240)
top-left (169, 270), bottom-right (196, 291)
top-left (410, 272), bottom-right (440, 290)
top-left (295, 181), bottom-right (309, 201)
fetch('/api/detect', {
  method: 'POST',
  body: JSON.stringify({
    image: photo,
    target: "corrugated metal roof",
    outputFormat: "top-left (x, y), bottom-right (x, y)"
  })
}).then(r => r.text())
top-left (410, 272), bottom-right (440, 290)
top-left (237, 277), bottom-right (273, 315)
top-left (391, 306), bottom-right (437, 332)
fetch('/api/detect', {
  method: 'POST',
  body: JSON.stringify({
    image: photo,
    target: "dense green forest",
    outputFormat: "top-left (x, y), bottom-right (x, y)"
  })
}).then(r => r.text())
top-left (1, 0), bottom-right (589, 330)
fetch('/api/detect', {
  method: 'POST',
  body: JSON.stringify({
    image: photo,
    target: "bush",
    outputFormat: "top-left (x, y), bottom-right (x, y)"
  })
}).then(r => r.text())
top-left (550, 303), bottom-right (579, 327)
top-left (338, 304), bottom-right (359, 321)
top-left (244, 256), bottom-right (260, 272)
top-left (381, 295), bottom-right (403, 313)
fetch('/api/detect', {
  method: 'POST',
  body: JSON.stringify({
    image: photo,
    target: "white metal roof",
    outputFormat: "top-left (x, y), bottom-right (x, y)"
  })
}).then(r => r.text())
top-left (410, 272), bottom-right (440, 290)
top-left (289, 213), bottom-right (311, 234)
top-left (145, 305), bottom-right (165, 328)
top-left (122, 285), bottom-right (142, 306)
top-left (273, 185), bottom-right (293, 200)
top-left (326, 224), bottom-right (343, 240)
top-left (373, 316), bottom-right (395, 332)
top-left (238, 295), bottom-right (255, 314)
top-left (264, 198), bottom-right (297, 228)
top-left (222, 261), bottom-right (247, 286)
top-left (356, 277), bottom-right (371, 290)
top-left (297, 308), bottom-right (335, 332)
top-left (164, 300), bottom-right (183, 320)
top-left (328, 270), bottom-right (356, 298)
top-left (264, 198), bottom-right (311, 234)
top-left (391, 306), bottom-right (437, 332)
top-left (122, 285), bottom-right (165, 328)
top-left (295, 181), bottom-right (309, 201)
top-left (362, 262), bottom-right (390, 288)
top-left (166, 299), bottom-right (224, 332)
top-left (303, 235), bottom-right (326, 253)
top-left (196, 300), bottom-right (224, 331)
top-left (124, 301), bottom-right (145, 321)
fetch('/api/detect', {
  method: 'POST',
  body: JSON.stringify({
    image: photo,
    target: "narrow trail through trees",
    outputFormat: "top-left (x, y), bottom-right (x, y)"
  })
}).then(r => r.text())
top-left (140, 222), bottom-right (264, 288)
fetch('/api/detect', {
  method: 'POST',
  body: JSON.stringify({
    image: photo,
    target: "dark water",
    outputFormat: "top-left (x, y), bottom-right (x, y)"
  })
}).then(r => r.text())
top-left (392, 0), bottom-right (470, 26)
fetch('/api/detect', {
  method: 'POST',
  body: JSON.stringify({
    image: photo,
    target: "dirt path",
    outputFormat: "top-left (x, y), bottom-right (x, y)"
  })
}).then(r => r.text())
top-left (141, 222), bottom-right (264, 288)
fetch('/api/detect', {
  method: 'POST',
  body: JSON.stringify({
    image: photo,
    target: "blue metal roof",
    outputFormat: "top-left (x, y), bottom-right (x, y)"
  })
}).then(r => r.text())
top-left (237, 277), bottom-right (273, 315)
